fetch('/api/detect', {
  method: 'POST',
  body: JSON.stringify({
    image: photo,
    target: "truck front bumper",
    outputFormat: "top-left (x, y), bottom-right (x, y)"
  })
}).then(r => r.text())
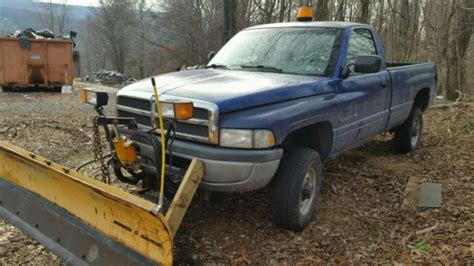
top-left (172, 140), bottom-right (282, 192)
top-left (122, 130), bottom-right (283, 192)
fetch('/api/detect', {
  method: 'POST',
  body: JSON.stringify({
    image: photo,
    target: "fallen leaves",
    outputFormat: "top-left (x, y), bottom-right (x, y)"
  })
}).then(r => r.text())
top-left (0, 89), bottom-right (472, 264)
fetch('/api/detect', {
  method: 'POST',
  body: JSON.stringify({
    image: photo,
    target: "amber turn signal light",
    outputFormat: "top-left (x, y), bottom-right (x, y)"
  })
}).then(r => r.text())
top-left (81, 88), bottom-right (109, 107)
top-left (297, 6), bottom-right (313, 21)
top-left (173, 102), bottom-right (194, 120)
top-left (158, 100), bottom-right (194, 121)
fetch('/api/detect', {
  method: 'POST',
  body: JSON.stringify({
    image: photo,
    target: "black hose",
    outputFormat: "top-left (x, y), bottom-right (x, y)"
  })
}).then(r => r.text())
top-left (76, 154), bottom-right (112, 172)
top-left (146, 122), bottom-right (176, 175)
top-left (130, 131), bottom-right (162, 184)
top-left (111, 156), bottom-right (142, 185)
top-left (165, 123), bottom-right (176, 175)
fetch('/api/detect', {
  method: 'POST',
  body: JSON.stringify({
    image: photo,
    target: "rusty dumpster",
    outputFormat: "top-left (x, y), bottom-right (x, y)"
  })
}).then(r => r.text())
top-left (0, 37), bottom-right (73, 90)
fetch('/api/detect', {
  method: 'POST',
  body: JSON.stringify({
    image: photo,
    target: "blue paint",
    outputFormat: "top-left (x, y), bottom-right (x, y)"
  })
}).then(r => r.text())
top-left (119, 22), bottom-right (437, 157)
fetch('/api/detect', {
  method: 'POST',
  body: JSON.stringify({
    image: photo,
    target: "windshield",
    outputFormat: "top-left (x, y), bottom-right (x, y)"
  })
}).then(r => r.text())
top-left (208, 27), bottom-right (342, 76)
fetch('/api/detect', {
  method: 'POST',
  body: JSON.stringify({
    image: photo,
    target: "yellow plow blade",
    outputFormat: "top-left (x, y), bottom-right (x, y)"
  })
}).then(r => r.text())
top-left (0, 141), bottom-right (175, 265)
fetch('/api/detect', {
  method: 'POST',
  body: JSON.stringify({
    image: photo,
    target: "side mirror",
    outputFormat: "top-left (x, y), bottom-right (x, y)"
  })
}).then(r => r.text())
top-left (207, 51), bottom-right (216, 63)
top-left (354, 55), bottom-right (382, 74)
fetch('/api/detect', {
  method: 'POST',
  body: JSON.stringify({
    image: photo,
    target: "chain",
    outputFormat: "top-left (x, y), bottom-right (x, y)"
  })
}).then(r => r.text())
top-left (93, 117), bottom-right (110, 184)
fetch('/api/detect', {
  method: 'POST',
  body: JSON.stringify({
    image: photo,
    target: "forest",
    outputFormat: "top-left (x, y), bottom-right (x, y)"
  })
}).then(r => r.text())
top-left (24, 0), bottom-right (474, 99)
top-left (0, 1), bottom-right (473, 264)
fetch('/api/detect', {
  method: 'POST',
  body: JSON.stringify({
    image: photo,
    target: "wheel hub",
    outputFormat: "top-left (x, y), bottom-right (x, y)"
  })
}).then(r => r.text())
top-left (302, 180), bottom-right (314, 199)
top-left (300, 167), bottom-right (317, 215)
top-left (411, 116), bottom-right (421, 147)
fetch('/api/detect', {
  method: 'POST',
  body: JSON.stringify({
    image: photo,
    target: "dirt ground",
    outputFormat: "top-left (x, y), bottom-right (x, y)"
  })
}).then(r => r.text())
top-left (0, 82), bottom-right (472, 264)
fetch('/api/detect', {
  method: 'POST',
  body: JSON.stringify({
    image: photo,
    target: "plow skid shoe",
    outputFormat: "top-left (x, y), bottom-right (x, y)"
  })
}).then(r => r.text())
top-left (0, 141), bottom-right (173, 265)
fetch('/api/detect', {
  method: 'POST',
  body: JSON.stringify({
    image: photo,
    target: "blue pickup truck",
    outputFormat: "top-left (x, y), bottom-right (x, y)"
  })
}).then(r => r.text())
top-left (115, 21), bottom-right (437, 230)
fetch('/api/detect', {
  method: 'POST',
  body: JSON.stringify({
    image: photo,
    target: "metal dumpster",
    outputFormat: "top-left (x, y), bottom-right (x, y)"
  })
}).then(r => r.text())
top-left (0, 37), bottom-right (73, 90)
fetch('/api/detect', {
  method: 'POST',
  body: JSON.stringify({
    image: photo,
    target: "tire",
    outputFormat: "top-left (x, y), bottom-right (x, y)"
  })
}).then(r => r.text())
top-left (272, 147), bottom-right (323, 231)
top-left (394, 107), bottom-right (423, 153)
top-left (209, 191), bottom-right (226, 204)
top-left (2, 86), bottom-right (13, 92)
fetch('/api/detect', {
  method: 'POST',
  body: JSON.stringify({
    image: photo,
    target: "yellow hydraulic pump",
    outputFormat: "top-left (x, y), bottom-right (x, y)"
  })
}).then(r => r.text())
top-left (113, 136), bottom-right (140, 170)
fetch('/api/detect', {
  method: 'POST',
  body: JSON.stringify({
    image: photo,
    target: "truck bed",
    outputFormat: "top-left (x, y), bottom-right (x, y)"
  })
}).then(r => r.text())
top-left (386, 62), bottom-right (418, 68)
top-left (385, 62), bottom-right (437, 130)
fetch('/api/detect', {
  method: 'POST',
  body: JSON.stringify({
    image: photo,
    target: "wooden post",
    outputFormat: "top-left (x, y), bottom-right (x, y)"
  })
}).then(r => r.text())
top-left (165, 159), bottom-right (204, 238)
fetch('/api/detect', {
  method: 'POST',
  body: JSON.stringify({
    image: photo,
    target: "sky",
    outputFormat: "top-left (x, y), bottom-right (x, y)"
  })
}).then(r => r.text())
top-left (34, 0), bottom-right (99, 6)
top-left (0, 0), bottom-right (100, 7)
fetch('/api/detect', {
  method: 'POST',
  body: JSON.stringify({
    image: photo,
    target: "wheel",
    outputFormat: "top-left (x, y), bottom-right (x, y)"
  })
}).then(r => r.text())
top-left (2, 86), bottom-right (13, 92)
top-left (272, 147), bottom-right (323, 231)
top-left (394, 107), bottom-right (423, 153)
top-left (199, 190), bottom-right (226, 206)
top-left (209, 191), bottom-right (226, 204)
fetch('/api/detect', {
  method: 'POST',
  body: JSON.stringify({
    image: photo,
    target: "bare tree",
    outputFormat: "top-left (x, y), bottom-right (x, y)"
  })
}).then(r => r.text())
top-left (136, 0), bottom-right (146, 78)
top-left (335, 0), bottom-right (346, 21)
top-left (34, 0), bottom-right (70, 33)
top-left (313, 0), bottom-right (330, 21)
top-left (74, 0), bottom-right (473, 99)
top-left (224, 0), bottom-right (237, 43)
top-left (88, 0), bottom-right (137, 73)
top-left (357, 0), bottom-right (370, 24)
top-left (445, 0), bottom-right (474, 100)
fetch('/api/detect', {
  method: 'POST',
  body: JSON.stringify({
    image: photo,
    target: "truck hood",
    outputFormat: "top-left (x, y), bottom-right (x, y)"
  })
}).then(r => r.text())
top-left (117, 69), bottom-right (333, 113)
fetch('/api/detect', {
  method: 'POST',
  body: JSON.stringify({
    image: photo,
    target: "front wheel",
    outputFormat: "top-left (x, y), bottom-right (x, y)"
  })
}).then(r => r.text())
top-left (272, 148), bottom-right (322, 231)
top-left (394, 107), bottom-right (423, 153)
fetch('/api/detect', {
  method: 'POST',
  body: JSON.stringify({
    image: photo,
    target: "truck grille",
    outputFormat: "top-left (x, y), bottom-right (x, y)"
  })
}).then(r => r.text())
top-left (117, 110), bottom-right (152, 126)
top-left (116, 96), bottom-right (218, 144)
top-left (117, 97), bottom-right (151, 110)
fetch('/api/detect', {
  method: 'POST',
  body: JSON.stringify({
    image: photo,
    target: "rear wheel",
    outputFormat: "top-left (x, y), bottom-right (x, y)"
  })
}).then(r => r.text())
top-left (272, 148), bottom-right (322, 231)
top-left (394, 107), bottom-right (423, 153)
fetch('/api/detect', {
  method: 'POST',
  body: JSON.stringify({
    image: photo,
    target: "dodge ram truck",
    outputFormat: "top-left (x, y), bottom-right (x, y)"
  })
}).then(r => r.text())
top-left (115, 21), bottom-right (437, 230)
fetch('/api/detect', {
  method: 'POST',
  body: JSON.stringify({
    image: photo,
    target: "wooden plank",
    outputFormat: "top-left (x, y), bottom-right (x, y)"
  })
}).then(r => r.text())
top-left (165, 159), bottom-right (204, 238)
top-left (401, 175), bottom-right (422, 209)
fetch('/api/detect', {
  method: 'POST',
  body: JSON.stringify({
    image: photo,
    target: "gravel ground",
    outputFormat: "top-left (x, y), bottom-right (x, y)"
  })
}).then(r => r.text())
top-left (0, 82), bottom-right (472, 264)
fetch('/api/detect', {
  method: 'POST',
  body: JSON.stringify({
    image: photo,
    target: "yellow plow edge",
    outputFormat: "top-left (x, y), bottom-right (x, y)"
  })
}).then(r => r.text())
top-left (0, 140), bottom-right (204, 265)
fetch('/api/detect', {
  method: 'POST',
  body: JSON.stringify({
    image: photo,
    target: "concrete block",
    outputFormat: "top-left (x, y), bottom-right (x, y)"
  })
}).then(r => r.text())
top-left (419, 182), bottom-right (442, 208)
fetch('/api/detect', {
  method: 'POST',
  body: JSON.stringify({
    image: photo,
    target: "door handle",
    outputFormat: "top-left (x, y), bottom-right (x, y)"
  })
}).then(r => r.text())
top-left (380, 81), bottom-right (387, 88)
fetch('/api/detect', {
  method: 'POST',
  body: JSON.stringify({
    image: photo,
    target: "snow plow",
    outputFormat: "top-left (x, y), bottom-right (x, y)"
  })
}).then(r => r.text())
top-left (0, 78), bottom-right (205, 265)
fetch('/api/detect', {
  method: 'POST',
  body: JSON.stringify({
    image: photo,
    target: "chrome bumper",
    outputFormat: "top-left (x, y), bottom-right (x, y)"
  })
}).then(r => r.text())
top-left (121, 129), bottom-right (282, 192)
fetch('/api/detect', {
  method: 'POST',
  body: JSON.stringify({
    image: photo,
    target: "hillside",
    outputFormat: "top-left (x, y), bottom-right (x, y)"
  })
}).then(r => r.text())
top-left (0, 0), bottom-right (92, 35)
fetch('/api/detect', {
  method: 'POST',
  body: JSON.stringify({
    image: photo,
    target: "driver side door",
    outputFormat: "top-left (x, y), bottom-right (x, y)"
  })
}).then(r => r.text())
top-left (334, 28), bottom-right (391, 154)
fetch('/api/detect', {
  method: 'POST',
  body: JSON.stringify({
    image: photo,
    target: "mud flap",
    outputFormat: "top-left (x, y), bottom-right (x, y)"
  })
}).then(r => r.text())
top-left (0, 141), bottom-right (174, 265)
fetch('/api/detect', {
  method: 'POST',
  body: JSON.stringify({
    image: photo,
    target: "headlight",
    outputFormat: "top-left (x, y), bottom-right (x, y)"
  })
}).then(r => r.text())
top-left (220, 129), bottom-right (275, 149)
top-left (154, 100), bottom-right (194, 120)
top-left (81, 88), bottom-right (108, 107)
top-left (160, 102), bottom-right (175, 118)
top-left (220, 129), bottom-right (253, 148)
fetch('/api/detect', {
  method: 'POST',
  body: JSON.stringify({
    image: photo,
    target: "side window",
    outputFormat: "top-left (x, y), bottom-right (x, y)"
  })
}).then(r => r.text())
top-left (345, 28), bottom-right (377, 73)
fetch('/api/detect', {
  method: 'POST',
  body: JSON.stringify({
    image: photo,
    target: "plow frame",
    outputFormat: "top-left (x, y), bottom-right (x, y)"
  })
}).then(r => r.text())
top-left (0, 140), bottom-right (204, 265)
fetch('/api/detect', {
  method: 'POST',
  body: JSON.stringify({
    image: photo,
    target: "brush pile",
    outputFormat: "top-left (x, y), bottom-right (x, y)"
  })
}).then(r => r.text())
top-left (83, 70), bottom-right (136, 85)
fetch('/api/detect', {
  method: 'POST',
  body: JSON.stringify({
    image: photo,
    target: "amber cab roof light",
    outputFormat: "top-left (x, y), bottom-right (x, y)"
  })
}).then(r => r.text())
top-left (296, 6), bottom-right (313, 21)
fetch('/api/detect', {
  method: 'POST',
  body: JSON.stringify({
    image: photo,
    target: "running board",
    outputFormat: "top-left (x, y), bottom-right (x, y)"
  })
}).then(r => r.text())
top-left (0, 141), bottom-right (204, 265)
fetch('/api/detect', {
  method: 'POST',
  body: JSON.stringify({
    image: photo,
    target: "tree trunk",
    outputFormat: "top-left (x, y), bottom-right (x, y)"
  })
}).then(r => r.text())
top-left (313, 0), bottom-right (329, 21)
top-left (358, 0), bottom-right (370, 24)
top-left (445, 0), bottom-right (473, 100)
top-left (223, 0), bottom-right (237, 44)
top-left (336, 0), bottom-right (346, 21)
